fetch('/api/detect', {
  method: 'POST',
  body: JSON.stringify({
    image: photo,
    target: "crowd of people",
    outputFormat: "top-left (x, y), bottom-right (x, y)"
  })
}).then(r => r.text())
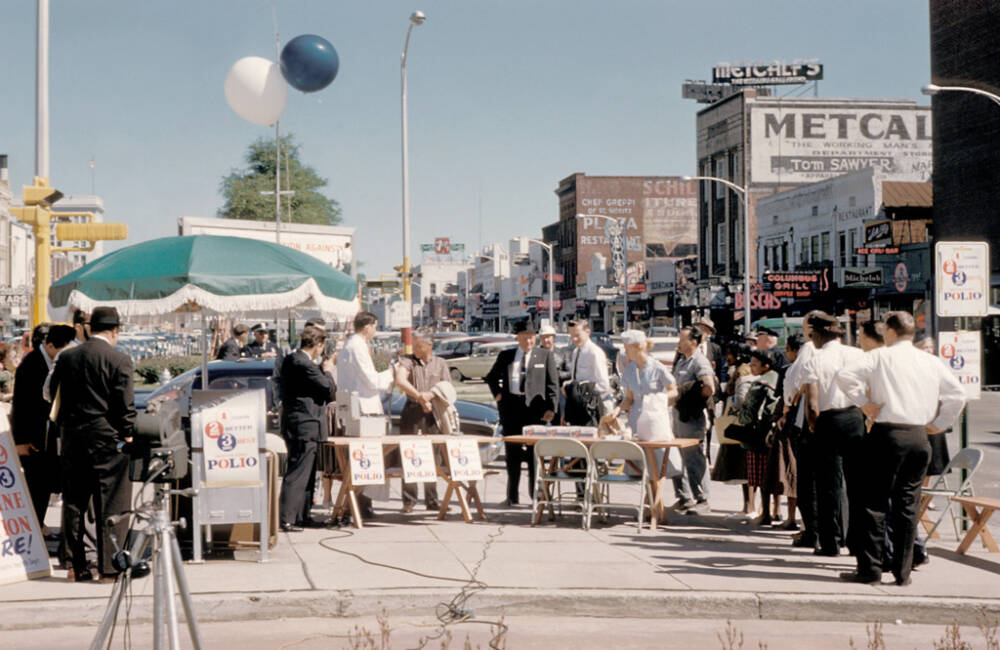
top-left (7, 304), bottom-right (968, 589)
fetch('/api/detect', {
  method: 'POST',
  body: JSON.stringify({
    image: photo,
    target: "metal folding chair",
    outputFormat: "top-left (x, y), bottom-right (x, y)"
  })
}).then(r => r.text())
top-left (532, 438), bottom-right (591, 529)
top-left (587, 440), bottom-right (648, 533)
top-left (920, 447), bottom-right (984, 540)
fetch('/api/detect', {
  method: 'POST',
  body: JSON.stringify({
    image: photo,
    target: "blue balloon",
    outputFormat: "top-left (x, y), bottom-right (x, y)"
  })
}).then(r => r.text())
top-left (280, 34), bottom-right (339, 93)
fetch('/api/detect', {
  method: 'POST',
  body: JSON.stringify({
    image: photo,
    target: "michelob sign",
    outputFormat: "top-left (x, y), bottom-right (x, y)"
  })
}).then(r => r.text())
top-left (935, 242), bottom-right (989, 317)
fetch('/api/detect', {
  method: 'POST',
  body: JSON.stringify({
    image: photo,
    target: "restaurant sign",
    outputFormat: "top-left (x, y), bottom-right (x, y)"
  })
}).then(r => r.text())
top-left (762, 269), bottom-right (831, 299)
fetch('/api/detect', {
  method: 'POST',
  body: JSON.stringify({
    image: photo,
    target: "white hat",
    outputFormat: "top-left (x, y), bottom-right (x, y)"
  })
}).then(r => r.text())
top-left (620, 329), bottom-right (647, 346)
top-left (538, 324), bottom-right (557, 337)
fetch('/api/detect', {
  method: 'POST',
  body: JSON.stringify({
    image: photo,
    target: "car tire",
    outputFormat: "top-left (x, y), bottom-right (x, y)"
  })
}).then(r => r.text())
top-left (450, 367), bottom-right (464, 382)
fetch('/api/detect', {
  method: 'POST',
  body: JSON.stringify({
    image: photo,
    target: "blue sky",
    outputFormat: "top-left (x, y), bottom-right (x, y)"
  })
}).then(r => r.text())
top-left (0, 1), bottom-right (931, 277)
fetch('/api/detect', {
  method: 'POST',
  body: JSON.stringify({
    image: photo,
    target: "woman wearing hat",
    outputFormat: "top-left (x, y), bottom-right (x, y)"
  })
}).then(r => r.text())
top-left (617, 330), bottom-right (678, 464)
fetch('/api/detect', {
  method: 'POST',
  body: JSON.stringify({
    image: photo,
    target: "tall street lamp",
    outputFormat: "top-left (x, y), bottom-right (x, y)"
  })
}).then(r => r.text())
top-left (922, 83), bottom-right (1000, 107)
top-left (576, 213), bottom-right (629, 331)
top-left (682, 175), bottom-right (751, 336)
top-left (525, 238), bottom-right (556, 326)
top-left (400, 10), bottom-right (425, 352)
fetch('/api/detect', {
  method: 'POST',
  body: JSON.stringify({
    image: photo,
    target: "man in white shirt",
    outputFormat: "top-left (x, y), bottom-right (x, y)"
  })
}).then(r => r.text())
top-left (336, 312), bottom-right (394, 519)
top-left (780, 331), bottom-right (817, 548)
top-left (564, 319), bottom-right (613, 423)
top-left (835, 311), bottom-right (966, 586)
top-left (802, 312), bottom-right (867, 557)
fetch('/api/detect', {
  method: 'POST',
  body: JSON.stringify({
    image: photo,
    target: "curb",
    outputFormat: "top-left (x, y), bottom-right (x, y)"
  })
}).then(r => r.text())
top-left (3, 588), bottom-right (1000, 631)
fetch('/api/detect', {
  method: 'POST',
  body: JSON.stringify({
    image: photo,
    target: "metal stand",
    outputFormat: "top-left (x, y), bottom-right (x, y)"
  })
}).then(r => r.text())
top-left (90, 485), bottom-right (203, 650)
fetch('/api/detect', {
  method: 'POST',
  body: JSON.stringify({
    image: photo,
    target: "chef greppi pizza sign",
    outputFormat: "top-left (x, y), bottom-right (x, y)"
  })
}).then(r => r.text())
top-left (348, 440), bottom-right (386, 486)
top-left (936, 242), bottom-right (989, 317)
top-left (0, 427), bottom-right (51, 584)
top-left (445, 439), bottom-right (483, 482)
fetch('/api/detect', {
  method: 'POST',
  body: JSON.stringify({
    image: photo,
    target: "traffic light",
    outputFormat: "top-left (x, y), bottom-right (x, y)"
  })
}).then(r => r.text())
top-left (11, 177), bottom-right (129, 326)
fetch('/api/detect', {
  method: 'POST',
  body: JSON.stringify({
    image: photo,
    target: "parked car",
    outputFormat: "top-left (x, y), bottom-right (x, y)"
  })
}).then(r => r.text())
top-left (447, 340), bottom-right (517, 382)
top-left (435, 335), bottom-right (510, 360)
top-left (648, 336), bottom-right (679, 368)
top-left (141, 358), bottom-right (504, 464)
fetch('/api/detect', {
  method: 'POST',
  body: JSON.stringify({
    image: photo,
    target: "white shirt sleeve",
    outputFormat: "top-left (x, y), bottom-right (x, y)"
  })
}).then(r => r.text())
top-left (347, 339), bottom-right (393, 392)
top-left (588, 343), bottom-right (612, 398)
top-left (933, 359), bottom-right (967, 431)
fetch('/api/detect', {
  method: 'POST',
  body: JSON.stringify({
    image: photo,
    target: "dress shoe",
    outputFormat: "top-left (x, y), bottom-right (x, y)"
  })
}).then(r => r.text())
top-left (360, 506), bottom-right (377, 519)
top-left (792, 536), bottom-right (818, 548)
top-left (839, 571), bottom-right (881, 585)
top-left (814, 547), bottom-right (840, 557)
top-left (130, 561), bottom-right (151, 579)
top-left (401, 503), bottom-right (415, 514)
top-left (301, 518), bottom-right (328, 528)
top-left (500, 498), bottom-right (519, 507)
top-left (425, 500), bottom-right (441, 511)
top-left (97, 574), bottom-right (119, 584)
top-left (69, 567), bottom-right (94, 583)
top-left (280, 523), bottom-right (303, 533)
top-left (671, 499), bottom-right (696, 512)
top-left (777, 519), bottom-right (799, 531)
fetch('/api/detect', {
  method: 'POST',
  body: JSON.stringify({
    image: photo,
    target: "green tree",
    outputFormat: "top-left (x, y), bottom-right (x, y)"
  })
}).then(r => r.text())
top-left (218, 134), bottom-right (342, 225)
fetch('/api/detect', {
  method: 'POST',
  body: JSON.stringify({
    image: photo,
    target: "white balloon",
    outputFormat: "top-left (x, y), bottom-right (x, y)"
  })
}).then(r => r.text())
top-left (224, 56), bottom-right (288, 126)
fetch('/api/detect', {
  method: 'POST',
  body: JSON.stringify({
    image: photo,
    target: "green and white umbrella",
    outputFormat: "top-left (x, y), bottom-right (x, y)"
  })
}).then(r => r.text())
top-left (49, 234), bottom-right (359, 319)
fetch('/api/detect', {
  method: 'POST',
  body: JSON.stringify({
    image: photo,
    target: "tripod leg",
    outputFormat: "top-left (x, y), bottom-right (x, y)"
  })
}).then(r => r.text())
top-left (169, 529), bottom-right (204, 650)
top-left (153, 532), bottom-right (166, 650)
top-left (161, 524), bottom-right (181, 650)
top-left (88, 576), bottom-right (127, 650)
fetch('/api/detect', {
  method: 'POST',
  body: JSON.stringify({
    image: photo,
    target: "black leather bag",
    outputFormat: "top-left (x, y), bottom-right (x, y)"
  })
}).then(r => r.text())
top-left (564, 380), bottom-right (601, 426)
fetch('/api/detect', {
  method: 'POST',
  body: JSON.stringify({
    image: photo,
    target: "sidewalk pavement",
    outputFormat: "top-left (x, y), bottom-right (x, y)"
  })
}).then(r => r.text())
top-left (2, 461), bottom-right (999, 633)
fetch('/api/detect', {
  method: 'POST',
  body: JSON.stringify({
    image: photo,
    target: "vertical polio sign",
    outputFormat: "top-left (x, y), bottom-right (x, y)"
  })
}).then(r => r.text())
top-left (938, 331), bottom-right (982, 401)
top-left (348, 440), bottom-right (386, 485)
top-left (445, 438), bottom-right (484, 482)
top-left (200, 393), bottom-right (261, 486)
top-left (399, 438), bottom-right (437, 484)
top-left (0, 427), bottom-right (51, 584)
top-left (936, 242), bottom-right (989, 317)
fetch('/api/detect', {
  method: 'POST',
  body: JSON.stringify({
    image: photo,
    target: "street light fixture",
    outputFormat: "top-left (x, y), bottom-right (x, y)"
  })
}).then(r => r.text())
top-left (682, 174), bottom-right (751, 335)
top-left (922, 83), bottom-right (1000, 108)
top-left (575, 213), bottom-right (629, 331)
top-left (400, 10), bottom-right (425, 353)
top-left (525, 238), bottom-right (556, 326)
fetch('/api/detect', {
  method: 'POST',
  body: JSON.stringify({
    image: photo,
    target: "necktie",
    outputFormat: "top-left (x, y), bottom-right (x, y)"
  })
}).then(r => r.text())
top-left (519, 351), bottom-right (528, 396)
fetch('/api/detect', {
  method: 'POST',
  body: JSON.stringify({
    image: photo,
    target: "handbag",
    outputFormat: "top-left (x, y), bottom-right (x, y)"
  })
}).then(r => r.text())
top-left (714, 401), bottom-right (740, 445)
top-left (564, 380), bottom-right (602, 426)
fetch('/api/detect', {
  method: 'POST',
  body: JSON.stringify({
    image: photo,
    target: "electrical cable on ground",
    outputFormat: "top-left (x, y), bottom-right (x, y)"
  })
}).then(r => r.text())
top-left (316, 523), bottom-right (509, 649)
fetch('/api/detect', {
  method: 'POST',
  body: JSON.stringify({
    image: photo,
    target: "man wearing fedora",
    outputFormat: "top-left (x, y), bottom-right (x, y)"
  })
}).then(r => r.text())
top-left (485, 320), bottom-right (558, 506)
top-left (50, 306), bottom-right (136, 582)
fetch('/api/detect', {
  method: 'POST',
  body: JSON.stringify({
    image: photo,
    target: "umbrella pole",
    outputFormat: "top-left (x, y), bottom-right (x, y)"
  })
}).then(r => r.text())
top-left (200, 312), bottom-right (209, 391)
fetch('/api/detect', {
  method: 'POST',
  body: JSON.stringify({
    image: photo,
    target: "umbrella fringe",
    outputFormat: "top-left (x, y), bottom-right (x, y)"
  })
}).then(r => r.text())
top-left (48, 278), bottom-right (359, 320)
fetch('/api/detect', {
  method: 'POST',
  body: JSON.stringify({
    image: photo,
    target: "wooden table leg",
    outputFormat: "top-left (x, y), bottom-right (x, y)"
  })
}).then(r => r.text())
top-left (333, 446), bottom-right (364, 529)
top-left (956, 504), bottom-right (999, 554)
top-left (467, 482), bottom-right (487, 520)
top-left (347, 488), bottom-right (364, 529)
top-left (454, 483), bottom-right (473, 523)
top-left (918, 494), bottom-right (938, 538)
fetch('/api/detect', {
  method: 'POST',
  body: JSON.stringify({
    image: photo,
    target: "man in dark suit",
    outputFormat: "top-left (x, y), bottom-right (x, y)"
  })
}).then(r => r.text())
top-left (278, 325), bottom-right (336, 531)
top-left (216, 323), bottom-right (249, 361)
top-left (12, 324), bottom-right (76, 530)
top-left (50, 307), bottom-right (136, 582)
top-left (485, 321), bottom-right (558, 506)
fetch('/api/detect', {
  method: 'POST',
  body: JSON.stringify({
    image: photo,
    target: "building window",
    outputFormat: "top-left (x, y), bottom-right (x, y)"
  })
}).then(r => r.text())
top-left (821, 232), bottom-right (830, 260)
top-left (811, 205), bottom-right (818, 217)
top-left (850, 229), bottom-right (859, 266)
top-left (716, 223), bottom-right (726, 264)
top-left (838, 231), bottom-right (847, 267)
top-left (801, 237), bottom-right (809, 264)
top-left (715, 160), bottom-right (727, 199)
top-left (811, 235), bottom-right (820, 262)
top-left (763, 246), bottom-right (770, 270)
top-left (732, 152), bottom-right (740, 185)
top-left (849, 196), bottom-right (856, 207)
top-left (782, 242), bottom-right (789, 270)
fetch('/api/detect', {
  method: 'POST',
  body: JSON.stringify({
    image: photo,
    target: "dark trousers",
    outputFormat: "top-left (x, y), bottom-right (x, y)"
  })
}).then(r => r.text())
top-left (62, 442), bottom-right (131, 576)
top-left (792, 427), bottom-right (818, 544)
top-left (503, 440), bottom-right (535, 503)
top-left (857, 423), bottom-right (931, 582)
top-left (21, 450), bottom-right (59, 528)
top-left (398, 405), bottom-right (440, 507)
top-left (280, 438), bottom-right (318, 525)
top-left (814, 407), bottom-right (865, 554)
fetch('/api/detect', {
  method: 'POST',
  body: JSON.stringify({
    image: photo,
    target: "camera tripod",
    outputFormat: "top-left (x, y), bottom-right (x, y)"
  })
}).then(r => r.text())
top-left (90, 483), bottom-right (203, 650)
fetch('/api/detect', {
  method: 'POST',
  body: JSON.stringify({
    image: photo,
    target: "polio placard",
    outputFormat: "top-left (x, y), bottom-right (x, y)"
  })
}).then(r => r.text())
top-left (936, 242), bottom-right (990, 317)
top-left (348, 439), bottom-right (386, 485)
top-left (938, 331), bottom-right (982, 401)
top-left (0, 428), bottom-right (51, 584)
top-left (445, 438), bottom-right (484, 482)
top-left (198, 391), bottom-right (261, 486)
top-left (399, 438), bottom-right (437, 484)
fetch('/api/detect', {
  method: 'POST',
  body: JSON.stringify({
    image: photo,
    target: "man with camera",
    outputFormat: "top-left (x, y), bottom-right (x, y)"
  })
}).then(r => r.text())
top-left (50, 307), bottom-right (135, 582)
top-left (671, 325), bottom-right (715, 513)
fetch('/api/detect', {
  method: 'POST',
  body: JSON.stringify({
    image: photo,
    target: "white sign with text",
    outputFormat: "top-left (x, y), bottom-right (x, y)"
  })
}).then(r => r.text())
top-left (936, 242), bottom-right (990, 317)
top-left (445, 439), bottom-right (484, 482)
top-left (348, 440), bottom-right (386, 486)
top-left (938, 331), bottom-right (982, 401)
top-left (0, 428), bottom-right (51, 584)
top-left (399, 438), bottom-right (438, 484)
